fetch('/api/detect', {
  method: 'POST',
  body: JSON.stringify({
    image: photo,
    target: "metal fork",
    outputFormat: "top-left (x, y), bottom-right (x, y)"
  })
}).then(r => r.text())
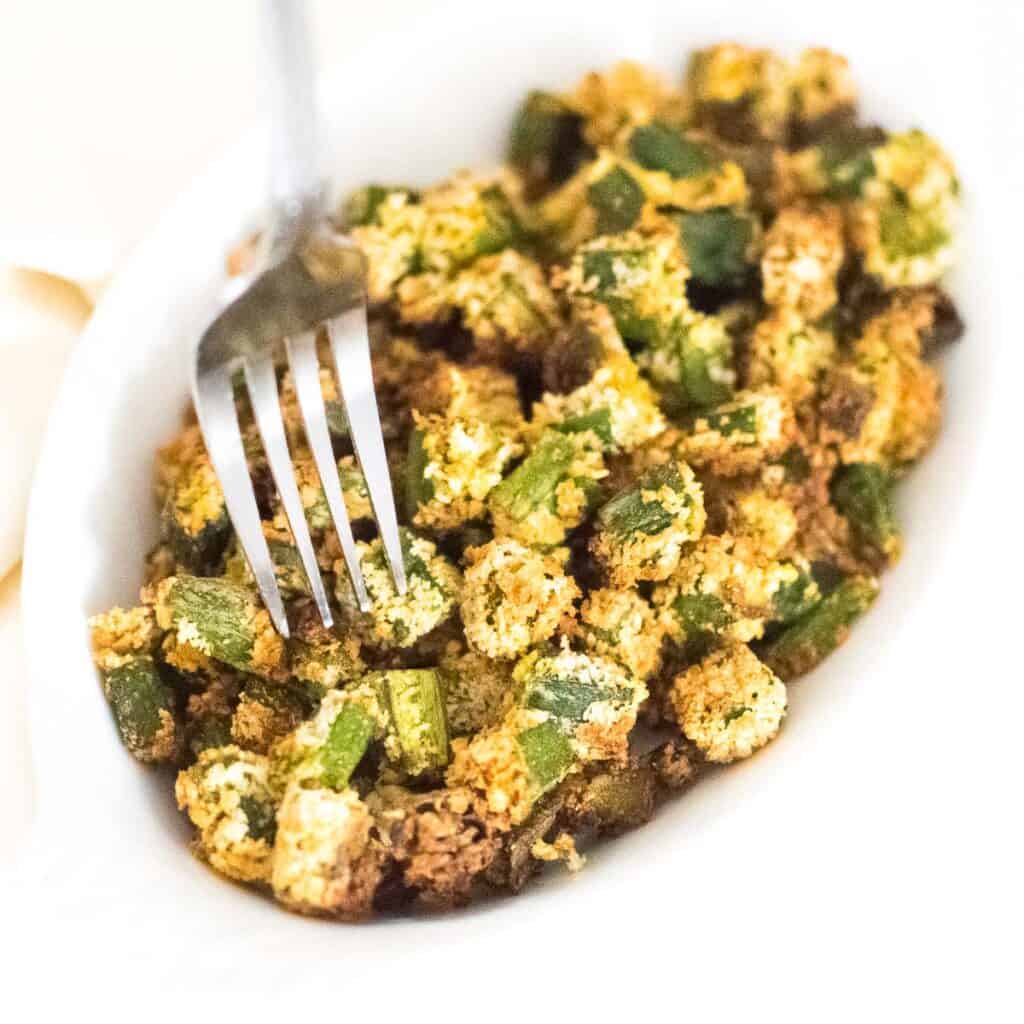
top-left (191, 0), bottom-right (405, 639)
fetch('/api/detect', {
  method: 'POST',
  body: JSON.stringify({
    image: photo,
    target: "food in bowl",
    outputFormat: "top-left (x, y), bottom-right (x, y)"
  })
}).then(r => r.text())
top-left (88, 42), bottom-right (963, 919)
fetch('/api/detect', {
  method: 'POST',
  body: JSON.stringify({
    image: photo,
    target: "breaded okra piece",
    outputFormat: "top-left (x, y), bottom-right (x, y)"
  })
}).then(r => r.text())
top-left (670, 206), bottom-right (758, 288)
top-left (271, 782), bottom-right (386, 918)
top-left (568, 61), bottom-right (678, 148)
top-left (399, 249), bottom-right (563, 362)
top-left (349, 189), bottom-right (427, 304)
top-left (685, 42), bottom-right (791, 143)
top-left (448, 646), bottom-right (647, 826)
top-left (562, 761), bottom-right (657, 835)
top-left (382, 785), bottom-right (500, 907)
top-left (270, 687), bottom-right (387, 794)
top-left (850, 130), bottom-right (960, 287)
top-left (789, 48), bottom-right (858, 136)
top-left (447, 709), bottom-right (575, 829)
top-left (716, 484), bottom-right (799, 560)
top-left (372, 669), bottom-right (451, 777)
top-left (820, 291), bottom-right (942, 470)
top-left (507, 90), bottom-right (589, 197)
top-left (515, 644), bottom-right (648, 765)
top-left (287, 633), bottom-right (365, 698)
top-left (745, 307), bottom-right (837, 405)
top-left (529, 307), bottom-right (665, 454)
top-left (760, 575), bottom-right (879, 679)
top-left (669, 643), bottom-right (787, 763)
top-left (637, 309), bottom-right (736, 411)
top-left (534, 143), bottom-right (747, 255)
top-left (439, 644), bottom-right (514, 736)
top-left (156, 425), bottom-right (230, 572)
top-left (679, 388), bottom-right (796, 476)
top-left (231, 677), bottom-right (317, 755)
top-left (175, 745), bottom-right (278, 883)
top-left (574, 587), bottom-right (667, 680)
top-left (418, 173), bottom-right (523, 275)
top-left (761, 203), bottom-right (844, 320)
top-left (416, 363), bottom-right (522, 426)
top-left (150, 575), bottom-right (285, 677)
top-left (89, 605), bottom-right (181, 763)
top-left (555, 223), bottom-right (736, 408)
top-left (591, 459), bottom-right (706, 585)
top-left (489, 430), bottom-right (607, 548)
top-left (334, 530), bottom-right (461, 649)
top-left (831, 462), bottom-right (902, 567)
top-left (223, 522), bottom-right (317, 600)
top-left (652, 533), bottom-right (819, 645)
top-left (460, 539), bottom-right (580, 661)
top-left (554, 227), bottom-right (690, 346)
top-left (406, 411), bottom-right (524, 530)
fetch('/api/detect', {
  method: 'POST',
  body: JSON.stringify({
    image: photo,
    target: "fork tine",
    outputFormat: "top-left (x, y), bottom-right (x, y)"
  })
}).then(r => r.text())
top-left (193, 365), bottom-right (291, 638)
top-left (285, 331), bottom-right (371, 612)
top-left (328, 306), bottom-right (407, 595)
top-left (244, 352), bottom-right (335, 628)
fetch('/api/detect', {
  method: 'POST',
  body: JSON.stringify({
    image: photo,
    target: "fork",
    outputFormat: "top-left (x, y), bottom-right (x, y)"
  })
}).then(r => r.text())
top-left (191, 0), bottom-right (405, 639)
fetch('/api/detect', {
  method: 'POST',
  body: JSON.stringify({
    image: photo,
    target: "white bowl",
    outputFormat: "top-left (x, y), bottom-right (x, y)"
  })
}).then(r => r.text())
top-left (15, 0), bottom-right (1013, 1012)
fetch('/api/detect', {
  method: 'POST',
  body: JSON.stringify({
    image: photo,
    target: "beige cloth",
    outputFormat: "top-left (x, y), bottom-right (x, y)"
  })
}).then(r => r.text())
top-left (0, 267), bottom-right (95, 580)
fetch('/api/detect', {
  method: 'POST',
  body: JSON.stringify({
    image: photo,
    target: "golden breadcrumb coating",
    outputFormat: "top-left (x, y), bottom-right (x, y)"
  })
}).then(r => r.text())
top-left (439, 644), bottom-right (514, 735)
top-left (89, 606), bottom-right (159, 671)
top-left (790, 48), bottom-right (857, 125)
top-left (271, 782), bottom-right (385, 918)
top-left (574, 587), bottom-right (666, 680)
top-left (334, 532), bottom-right (461, 649)
top-left (175, 746), bottom-right (277, 883)
top-left (680, 389), bottom-right (796, 476)
top-left (385, 786), bottom-right (500, 906)
top-left (686, 42), bottom-right (791, 142)
top-left (460, 539), bottom-right (579, 660)
top-left (410, 411), bottom-right (525, 530)
top-left (669, 643), bottom-right (786, 763)
top-left (761, 203), bottom-right (844, 319)
top-left (746, 306), bottom-right (837, 405)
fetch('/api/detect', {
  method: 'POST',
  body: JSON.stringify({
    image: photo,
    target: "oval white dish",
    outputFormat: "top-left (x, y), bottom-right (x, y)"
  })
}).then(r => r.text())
top-left (14, 0), bottom-right (1012, 1013)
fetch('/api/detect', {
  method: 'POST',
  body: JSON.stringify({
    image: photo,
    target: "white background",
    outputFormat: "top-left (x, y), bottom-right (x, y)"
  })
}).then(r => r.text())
top-left (1, 1), bottom-right (1022, 1019)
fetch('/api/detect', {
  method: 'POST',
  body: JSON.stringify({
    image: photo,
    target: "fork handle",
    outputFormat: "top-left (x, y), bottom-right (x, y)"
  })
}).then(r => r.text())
top-left (262, 0), bottom-right (324, 253)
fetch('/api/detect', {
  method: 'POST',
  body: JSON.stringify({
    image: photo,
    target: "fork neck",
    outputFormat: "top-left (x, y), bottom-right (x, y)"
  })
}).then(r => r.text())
top-left (263, 0), bottom-right (325, 254)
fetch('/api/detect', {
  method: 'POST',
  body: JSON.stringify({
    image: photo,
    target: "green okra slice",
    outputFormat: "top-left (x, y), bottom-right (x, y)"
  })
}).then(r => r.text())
top-left (516, 719), bottom-right (576, 797)
top-left (151, 575), bottom-right (285, 677)
top-left (507, 90), bottom-right (588, 195)
top-left (101, 655), bottom-right (181, 763)
top-left (159, 450), bottom-right (231, 573)
top-left (587, 165), bottom-right (645, 234)
top-left (760, 575), bottom-right (880, 679)
top-left (592, 459), bottom-right (706, 585)
top-left (628, 121), bottom-right (718, 179)
top-left (578, 247), bottom-right (662, 345)
top-left (489, 430), bottom-right (605, 547)
top-left (514, 646), bottom-right (648, 753)
top-left (831, 462), bottom-right (902, 565)
top-left (270, 688), bottom-right (384, 794)
top-left (89, 605), bottom-right (181, 762)
top-left (771, 562), bottom-right (822, 626)
top-left (636, 313), bottom-right (736, 411)
top-left (672, 207), bottom-right (755, 287)
top-left (376, 668), bottom-right (450, 777)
